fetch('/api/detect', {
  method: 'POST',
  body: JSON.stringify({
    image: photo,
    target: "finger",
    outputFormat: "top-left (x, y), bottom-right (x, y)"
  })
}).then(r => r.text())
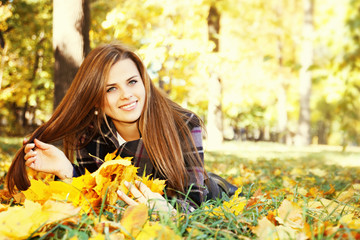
top-left (24, 143), bottom-right (36, 153)
top-left (124, 181), bottom-right (147, 203)
top-left (23, 138), bottom-right (28, 145)
top-left (117, 190), bottom-right (138, 206)
top-left (135, 180), bottom-right (153, 196)
top-left (24, 150), bottom-right (37, 161)
top-left (25, 157), bottom-right (36, 168)
top-left (34, 139), bottom-right (50, 150)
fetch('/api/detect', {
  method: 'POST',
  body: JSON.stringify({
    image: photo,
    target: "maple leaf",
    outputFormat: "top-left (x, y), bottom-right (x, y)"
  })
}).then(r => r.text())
top-left (42, 200), bottom-right (81, 223)
top-left (136, 221), bottom-right (181, 240)
top-left (308, 198), bottom-right (353, 217)
top-left (0, 199), bottom-right (80, 239)
top-left (253, 216), bottom-right (308, 240)
top-left (205, 187), bottom-right (246, 216)
top-left (276, 199), bottom-right (304, 229)
top-left (139, 175), bottom-right (166, 195)
top-left (340, 213), bottom-right (360, 229)
top-left (306, 187), bottom-right (324, 198)
top-left (104, 149), bottom-right (118, 162)
top-left (323, 184), bottom-right (335, 196)
top-left (120, 204), bottom-right (148, 237)
top-left (337, 187), bottom-right (355, 202)
top-left (22, 179), bottom-right (50, 203)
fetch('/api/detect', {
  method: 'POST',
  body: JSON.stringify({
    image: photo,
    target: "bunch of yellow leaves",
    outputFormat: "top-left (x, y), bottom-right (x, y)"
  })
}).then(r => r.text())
top-left (23, 151), bottom-right (166, 213)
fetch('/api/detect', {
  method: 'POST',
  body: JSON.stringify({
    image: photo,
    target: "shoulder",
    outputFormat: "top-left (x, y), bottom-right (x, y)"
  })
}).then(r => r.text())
top-left (183, 111), bottom-right (202, 130)
top-left (79, 118), bottom-right (119, 148)
top-left (170, 101), bottom-right (204, 130)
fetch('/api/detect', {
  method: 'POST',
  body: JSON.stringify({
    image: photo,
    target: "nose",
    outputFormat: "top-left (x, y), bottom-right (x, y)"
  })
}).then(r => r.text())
top-left (119, 87), bottom-right (132, 99)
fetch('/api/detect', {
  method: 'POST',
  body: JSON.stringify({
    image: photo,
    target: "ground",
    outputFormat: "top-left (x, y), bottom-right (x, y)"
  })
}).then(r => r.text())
top-left (0, 137), bottom-right (359, 239)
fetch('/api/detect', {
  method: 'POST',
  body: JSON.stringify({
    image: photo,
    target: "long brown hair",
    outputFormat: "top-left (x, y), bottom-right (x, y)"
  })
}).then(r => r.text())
top-left (6, 43), bottom-right (204, 194)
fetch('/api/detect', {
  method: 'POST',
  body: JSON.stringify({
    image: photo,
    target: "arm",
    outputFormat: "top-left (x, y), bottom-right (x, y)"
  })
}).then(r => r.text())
top-left (24, 139), bottom-right (74, 179)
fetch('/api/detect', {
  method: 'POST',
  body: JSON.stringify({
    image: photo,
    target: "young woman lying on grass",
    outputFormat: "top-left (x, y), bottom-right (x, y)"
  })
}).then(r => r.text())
top-left (6, 43), bottom-right (237, 212)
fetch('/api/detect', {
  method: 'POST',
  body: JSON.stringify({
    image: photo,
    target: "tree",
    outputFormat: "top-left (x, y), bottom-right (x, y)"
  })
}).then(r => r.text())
top-left (0, 0), bottom-right (53, 135)
top-left (206, 4), bottom-right (223, 148)
top-left (296, 0), bottom-right (314, 145)
top-left (53, 0), bottom-right (90, 108)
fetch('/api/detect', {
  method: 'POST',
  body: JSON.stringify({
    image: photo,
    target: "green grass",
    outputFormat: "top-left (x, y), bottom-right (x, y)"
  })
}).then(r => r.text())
top-left (0, 138), bottom-right (359, 239)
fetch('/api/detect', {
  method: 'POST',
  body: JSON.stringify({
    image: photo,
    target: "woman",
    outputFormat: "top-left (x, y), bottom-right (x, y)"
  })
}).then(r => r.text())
top-left (6, 43), bottom-right (236, 212)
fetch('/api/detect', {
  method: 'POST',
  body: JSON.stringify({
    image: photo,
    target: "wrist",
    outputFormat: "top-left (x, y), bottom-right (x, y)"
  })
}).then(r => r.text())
top-left (56, 162), bottom-right (74, 179)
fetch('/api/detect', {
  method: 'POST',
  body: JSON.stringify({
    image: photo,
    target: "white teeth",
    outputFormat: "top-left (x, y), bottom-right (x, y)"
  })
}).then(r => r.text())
top-left (120, 102), bottom-right (136, 110)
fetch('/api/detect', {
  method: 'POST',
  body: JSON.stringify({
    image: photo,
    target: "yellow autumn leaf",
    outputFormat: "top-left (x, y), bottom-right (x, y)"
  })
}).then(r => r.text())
top-left (0, 199), bottom-right (80, 239)
top-left (274, 169), bottom-right (282, 176)
top-left (104, 150), bottom-right (118, 162)
top-left (290, 168), bottom-right (306, 176)
top-left (308, 198), bottom-right (353, 217)
top-left (0, 204), bottom-right (7, 213)
top-left (253, 216), bottom-right (278, 240)
top-left (205, 187), bottom-right (246, 216)
top-left (120, 204), bottom-right (148, 238)
top-left (71, 169), bottom-right (96, 190)
top-left (353, 183), bottom-right (360, 191)
top-left (136, 222), bottom-right (181, 240)
top-left (339, 213), bottom-right (360, 229)
top-left (276, 199), bottom-right (304, 229)
top-left (88, 234), bottom-right (106, 240)
top-left (0, 200), bottom-right (47, 239)
top-left (42, 200), bottom-right (81, 222)
top-left (337, 187), bottom-right (355, 202)
top-left (309, 168), bottom-right (327, 177)
top-left (253, 216), bottom-right (307, 240)
top-left (139, 175), bottom-right (166, 195)
top-left (22, 179), bottom-right (50, 203)
top-left (47, 181), bottom-right (82, 204)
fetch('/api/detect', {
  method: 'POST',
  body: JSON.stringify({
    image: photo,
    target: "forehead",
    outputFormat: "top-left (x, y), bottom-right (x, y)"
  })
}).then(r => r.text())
top-left (107, 58), bottom-right (140, 84)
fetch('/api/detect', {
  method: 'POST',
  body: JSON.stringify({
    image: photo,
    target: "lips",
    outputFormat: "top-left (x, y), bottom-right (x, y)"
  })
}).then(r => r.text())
top-left (119, 101), bottom-right (137, 110)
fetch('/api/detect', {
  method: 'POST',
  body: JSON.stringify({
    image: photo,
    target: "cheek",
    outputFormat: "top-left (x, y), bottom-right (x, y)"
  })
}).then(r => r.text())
top-left (104, 95), bottom-right (115, 111)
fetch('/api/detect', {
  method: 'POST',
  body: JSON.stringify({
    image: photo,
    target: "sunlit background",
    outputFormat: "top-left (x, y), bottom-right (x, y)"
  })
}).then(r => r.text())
top-left (1, 0), bottom-right (360, 149)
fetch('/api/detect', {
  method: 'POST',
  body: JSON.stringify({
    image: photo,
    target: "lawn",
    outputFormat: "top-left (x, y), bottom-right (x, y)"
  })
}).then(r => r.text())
top-left (0, 138), bottom-right (359, 239)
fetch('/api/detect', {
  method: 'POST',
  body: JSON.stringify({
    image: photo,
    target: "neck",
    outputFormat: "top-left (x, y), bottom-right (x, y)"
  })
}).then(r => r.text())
top-left (113, 121), bottom-right (140, 141)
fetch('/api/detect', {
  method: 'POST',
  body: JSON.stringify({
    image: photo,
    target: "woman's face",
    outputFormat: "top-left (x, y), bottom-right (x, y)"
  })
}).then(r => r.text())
top-left (103, 58), bottom-right (146, 129)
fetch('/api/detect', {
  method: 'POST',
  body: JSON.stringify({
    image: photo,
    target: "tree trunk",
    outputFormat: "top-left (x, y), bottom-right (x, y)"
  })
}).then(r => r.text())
top-left (206, 5), bottom-right (223, 149)
top-left (275, 32), bottom-right (288, 144)
top-left (297, 0), bottom-right (314, 146)
top-left (0, 43), bottom-right (8, 90)
top-left (53, 0), bottom-right (90, 109)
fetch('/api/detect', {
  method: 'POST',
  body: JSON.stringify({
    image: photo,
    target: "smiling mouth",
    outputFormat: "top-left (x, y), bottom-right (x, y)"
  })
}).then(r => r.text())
top-left (120, 101), bottom-right (137, 110)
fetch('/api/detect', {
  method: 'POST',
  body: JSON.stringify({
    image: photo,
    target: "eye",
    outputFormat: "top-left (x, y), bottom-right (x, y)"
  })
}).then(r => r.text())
top-left (106, 86), bottom-right (116, 92)
top-left (128, 79), bottom-right (138, 85)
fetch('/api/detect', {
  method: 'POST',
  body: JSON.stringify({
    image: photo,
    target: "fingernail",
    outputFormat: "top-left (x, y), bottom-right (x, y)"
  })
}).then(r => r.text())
top-left (124, 181), bottom-right (129, 187)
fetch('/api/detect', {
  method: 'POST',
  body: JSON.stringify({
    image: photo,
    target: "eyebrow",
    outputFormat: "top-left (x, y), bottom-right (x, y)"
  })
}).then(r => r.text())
top-left (106, 75), bottom-right (139, 86)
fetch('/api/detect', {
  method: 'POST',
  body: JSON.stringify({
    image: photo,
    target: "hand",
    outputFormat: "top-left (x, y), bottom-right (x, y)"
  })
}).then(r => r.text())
top-left (24, 139), bottom-right (73, 179)
top-left (117, 180), bottom-right (176, 215)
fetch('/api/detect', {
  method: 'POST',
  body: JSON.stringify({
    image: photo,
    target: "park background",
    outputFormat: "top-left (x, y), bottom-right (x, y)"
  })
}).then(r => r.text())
top-left (0, 0), bottom-right (359, 239)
